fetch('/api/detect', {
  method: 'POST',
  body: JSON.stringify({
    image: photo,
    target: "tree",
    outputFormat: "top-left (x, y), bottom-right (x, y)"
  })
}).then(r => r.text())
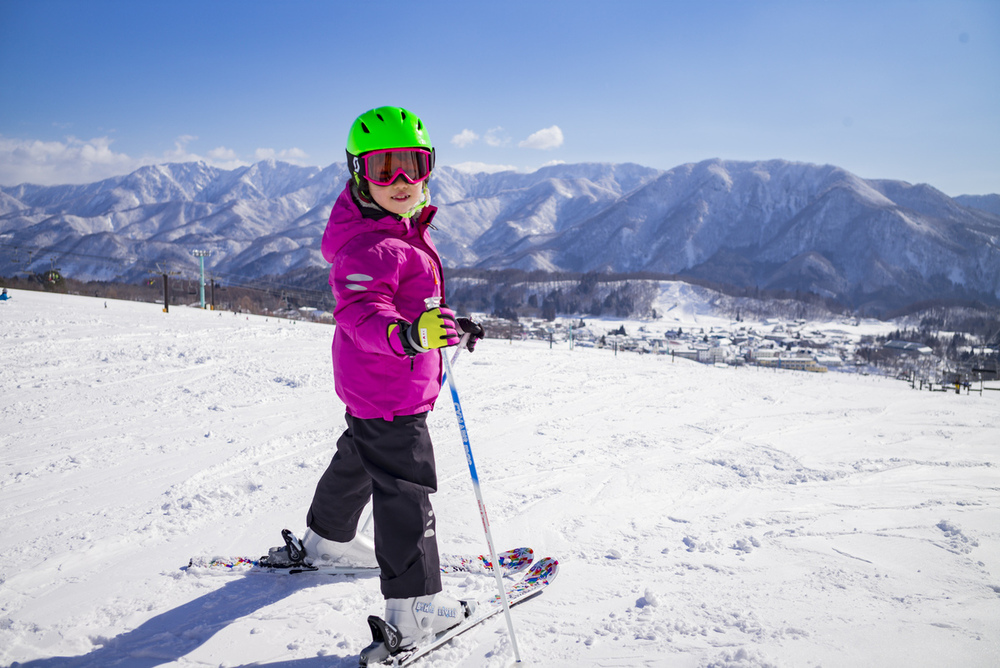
top-left (40, 270), bottom-right (67, 293)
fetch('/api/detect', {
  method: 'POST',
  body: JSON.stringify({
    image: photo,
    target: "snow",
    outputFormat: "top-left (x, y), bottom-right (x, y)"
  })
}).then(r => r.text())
top-left (1, 288), bottom-right (999, 667)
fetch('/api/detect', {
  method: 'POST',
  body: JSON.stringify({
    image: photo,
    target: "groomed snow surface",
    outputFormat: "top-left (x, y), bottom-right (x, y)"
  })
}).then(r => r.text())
top-left (1, 289), bottom-right (998, 668)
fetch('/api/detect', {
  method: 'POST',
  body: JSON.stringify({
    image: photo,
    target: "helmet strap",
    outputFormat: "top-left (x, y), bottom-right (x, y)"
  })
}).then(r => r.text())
top-left (353, 173), bottom-right (372, 199)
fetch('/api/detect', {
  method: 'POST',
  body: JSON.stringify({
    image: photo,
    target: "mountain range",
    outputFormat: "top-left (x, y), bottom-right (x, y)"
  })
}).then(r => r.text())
top-left (1, 158), bottom-right (998, 311)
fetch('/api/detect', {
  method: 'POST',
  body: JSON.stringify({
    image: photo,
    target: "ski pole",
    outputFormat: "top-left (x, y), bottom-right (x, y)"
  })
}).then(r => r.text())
top-left (429, 299), bottom-right (522, 663)
top-left (441, 332), bottom-right (471, 388)
top-left (441, 348), bottom-right (522, 663)
top-left (450, 332), bottom-right (471, 366)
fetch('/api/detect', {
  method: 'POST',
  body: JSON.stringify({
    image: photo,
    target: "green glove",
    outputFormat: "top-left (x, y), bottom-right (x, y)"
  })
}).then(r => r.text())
top-left (388, 305), bottom-right (460, 356)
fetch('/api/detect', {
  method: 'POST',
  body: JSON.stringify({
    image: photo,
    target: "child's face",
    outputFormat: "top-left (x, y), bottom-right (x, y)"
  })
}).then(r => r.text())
top-left (367, 176), bottom-right (424, 216)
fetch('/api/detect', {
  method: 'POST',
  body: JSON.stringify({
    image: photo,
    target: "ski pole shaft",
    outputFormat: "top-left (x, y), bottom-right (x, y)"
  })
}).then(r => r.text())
top-left (441, 350), bottom-right (521, 663)
top-left (424, 296), bottom-right (520, 662)
top-left (441, 332), bottom-right (471, 388)
top-left (450, 332), bottom-right (471, 366)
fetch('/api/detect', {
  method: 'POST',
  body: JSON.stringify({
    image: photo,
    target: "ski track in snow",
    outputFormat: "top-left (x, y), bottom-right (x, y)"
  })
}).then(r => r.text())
top-left (1, 289), bottom-right (999, 667)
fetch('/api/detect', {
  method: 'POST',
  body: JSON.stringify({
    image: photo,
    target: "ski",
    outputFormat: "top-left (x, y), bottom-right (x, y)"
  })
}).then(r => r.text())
top-left (359, 556), bottom-right (559, 667)
top-left (185, 533), bottom-right (534, 579)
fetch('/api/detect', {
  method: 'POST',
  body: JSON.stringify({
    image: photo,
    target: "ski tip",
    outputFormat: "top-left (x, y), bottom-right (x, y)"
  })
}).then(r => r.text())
top-left (524, 557), bottom-right (559, 585)
top-left (495, 546), bottom-right (534, 573)
top-left (440, 546), bottom-right (536, 577)
top-left (503, 546), bottom-right (534, 561)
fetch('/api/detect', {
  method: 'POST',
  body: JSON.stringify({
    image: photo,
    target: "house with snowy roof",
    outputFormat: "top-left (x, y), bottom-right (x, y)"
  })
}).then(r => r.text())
top-left (883, 340), bottom-right (934, 355)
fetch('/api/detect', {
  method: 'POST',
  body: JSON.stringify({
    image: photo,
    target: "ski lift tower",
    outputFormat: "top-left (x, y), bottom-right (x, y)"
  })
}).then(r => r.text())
top-left (192, 250), bottom-right (211, 309)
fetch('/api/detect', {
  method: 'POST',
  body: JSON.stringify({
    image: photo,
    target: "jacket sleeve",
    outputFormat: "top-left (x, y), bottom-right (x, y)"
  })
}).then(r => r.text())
top-left (331, 236), bottom-right (409, 358)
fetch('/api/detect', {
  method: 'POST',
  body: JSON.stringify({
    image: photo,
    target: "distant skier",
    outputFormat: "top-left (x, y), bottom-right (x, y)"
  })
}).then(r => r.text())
top-left (0, 288), bottom-right (10, 301)
top-left (295, 106), bottom-right (483, 649)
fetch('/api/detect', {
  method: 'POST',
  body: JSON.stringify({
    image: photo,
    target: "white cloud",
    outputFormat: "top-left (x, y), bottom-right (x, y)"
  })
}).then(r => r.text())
top-left (448, 127), bottom-right (513, 149)
top-left (254, 147), bottom-right (309, 164)
top-left (201, 146), bottom-right (249, 170)
top-left (163, 135), bottom-right (202, 163)
top-left (519, 125), bottom-right (564, 150)
top-left (208, 146), bottom-right (239, 161)
top-left (447, 161), bottom-right (520, 175)
top-left (484, 127), bottom-right (509, 147)
top-left (0, 135), bottom-right (135, 186)
top-left (0, 134), bottom-right (313, 186)
top-left (451, 129), bottom-right (479, 148)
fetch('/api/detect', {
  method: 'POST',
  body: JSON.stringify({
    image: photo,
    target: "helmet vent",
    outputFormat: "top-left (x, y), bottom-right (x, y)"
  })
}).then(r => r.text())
top-left (375, 113), bottom-right (384, 121)
top-left (360, 122), bottom-right (370, 134)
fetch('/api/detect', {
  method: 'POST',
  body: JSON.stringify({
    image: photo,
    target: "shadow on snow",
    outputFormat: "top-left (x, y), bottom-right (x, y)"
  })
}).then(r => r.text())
top-left (12, 572), bottom-right (374, 667)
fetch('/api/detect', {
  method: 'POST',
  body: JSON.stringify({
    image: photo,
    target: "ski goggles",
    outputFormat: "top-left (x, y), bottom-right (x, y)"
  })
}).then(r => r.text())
top-left (356, 148), bottom-right (434, 186)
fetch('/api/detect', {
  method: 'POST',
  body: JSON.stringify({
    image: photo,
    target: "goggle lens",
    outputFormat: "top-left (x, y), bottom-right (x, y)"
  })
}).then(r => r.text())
top-left (363, 149), bottom-right (432, 186)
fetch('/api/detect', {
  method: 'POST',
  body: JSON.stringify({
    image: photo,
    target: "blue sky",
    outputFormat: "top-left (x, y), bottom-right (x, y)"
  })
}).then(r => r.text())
top-left (0, 0), bottom-right (997, 195)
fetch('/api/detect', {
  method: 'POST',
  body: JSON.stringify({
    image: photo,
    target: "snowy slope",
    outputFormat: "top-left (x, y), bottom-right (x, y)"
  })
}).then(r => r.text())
top-left (1, 289), bottom-right (998, 667)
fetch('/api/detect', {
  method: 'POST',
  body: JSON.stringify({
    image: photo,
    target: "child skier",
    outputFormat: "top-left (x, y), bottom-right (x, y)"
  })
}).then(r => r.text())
top-left (300, 106), bottom-right (483, 649)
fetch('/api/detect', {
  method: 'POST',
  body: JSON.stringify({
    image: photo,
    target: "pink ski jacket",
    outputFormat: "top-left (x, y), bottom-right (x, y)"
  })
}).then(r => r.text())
top-left (321, 183), bottom-right (445, 421)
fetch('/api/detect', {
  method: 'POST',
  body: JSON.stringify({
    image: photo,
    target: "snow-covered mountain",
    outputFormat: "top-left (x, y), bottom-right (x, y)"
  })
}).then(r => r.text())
top-left (0, 159), bottom-right (349, 283)
top-left (494, 160), bottom-right (1000, 310)
top-left (956, 193), bottom-right (1000, 217)
top-left (2, 158), bottom-right (998, 310)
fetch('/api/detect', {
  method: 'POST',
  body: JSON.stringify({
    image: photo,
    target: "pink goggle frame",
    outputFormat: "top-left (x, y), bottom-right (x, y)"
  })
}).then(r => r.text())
top-left (360, 148), bottom-right (434, 186)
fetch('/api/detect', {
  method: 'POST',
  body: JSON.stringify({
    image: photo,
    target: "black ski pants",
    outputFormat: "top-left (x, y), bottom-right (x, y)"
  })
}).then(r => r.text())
top-left (307, 412), bottom-right (442, 599)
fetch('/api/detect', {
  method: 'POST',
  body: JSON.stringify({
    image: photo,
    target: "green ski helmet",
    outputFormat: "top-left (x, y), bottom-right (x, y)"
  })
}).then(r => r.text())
top-left (346, 106), bottom-right (435, 185)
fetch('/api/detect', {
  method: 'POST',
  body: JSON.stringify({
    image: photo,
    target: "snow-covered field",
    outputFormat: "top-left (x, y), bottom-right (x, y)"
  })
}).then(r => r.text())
top-left (1, 288), bottom-right (998, 668)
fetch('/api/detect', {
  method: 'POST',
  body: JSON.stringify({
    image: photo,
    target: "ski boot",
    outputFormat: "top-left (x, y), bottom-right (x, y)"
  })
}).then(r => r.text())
top-left (300, 528), bottom-right (378, 567)
top-left (360, 592), bottom-right (475, 664)
top-left (261, 528), bottom-right (377, 569)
